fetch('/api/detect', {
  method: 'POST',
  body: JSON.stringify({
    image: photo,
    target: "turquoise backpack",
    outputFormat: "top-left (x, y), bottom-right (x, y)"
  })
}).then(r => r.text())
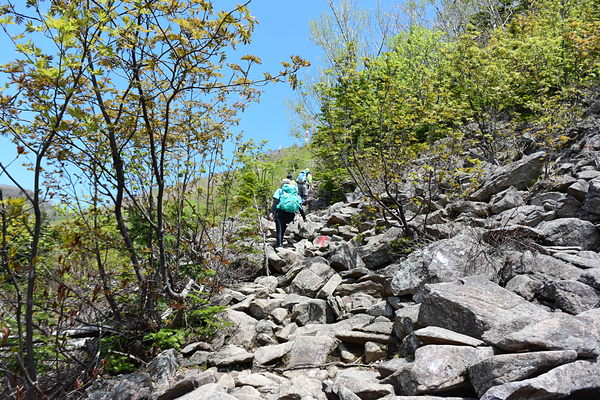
top-left (277, 184), bottom-right (302, 213)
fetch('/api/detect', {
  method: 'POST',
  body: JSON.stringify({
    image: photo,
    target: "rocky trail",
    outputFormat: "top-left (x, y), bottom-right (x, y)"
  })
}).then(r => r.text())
top-left (88, 116), bottom-right (600, 400)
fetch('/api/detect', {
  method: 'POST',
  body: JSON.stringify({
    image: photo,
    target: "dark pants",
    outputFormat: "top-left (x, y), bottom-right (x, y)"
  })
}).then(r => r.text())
top-left (274, 209), bottom-right (296, 247)
top-left (297, 183), bottom-right (308, 200)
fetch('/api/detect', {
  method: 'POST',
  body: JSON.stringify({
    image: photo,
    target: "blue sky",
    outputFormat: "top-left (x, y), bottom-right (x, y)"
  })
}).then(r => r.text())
top-left (0, 1), bottom-right (399, 188)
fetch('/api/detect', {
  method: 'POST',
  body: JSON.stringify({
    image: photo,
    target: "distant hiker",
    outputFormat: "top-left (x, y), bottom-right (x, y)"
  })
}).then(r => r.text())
top-left (270, 182), bottom-right (306, 248)
top-left (296, 169), bottom-right (312, 201)
top-left (286, 174), bottom-right (297, 187)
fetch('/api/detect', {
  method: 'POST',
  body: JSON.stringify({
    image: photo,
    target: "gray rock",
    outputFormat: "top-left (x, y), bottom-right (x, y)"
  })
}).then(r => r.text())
top-left (289, 257), bottom-right (336, 297)
top-left (577, 170), bottom-right (600, 180)
top-left (418, 276), bottom-right (549, 340)
top-left (270, 307), bottom-right (288, 324)
top-left (358, 227), bottom-right (403, 269)
top-left (317, 274), bottom-right (342, 299)
top-left (364, 341), bottom-right (387, 362)
top-left (291, 298), bottom-right (329, 326)
top-left (366, 300), bottom-right (394, 318)
top-left (248, 298), bottom-right (283, 320)
top-left (536, 218), bottom-right (600, 250)
top-left (229, 386), bottom-right (263, 400)
top-left (267, 246), bottom-right (287, 273)
top-left (275, 322), bottom-right (298, 342)
top-left (538, 279), bottom-right (600, 314)
top-left (514, 251), bottom-right (582, 282)
top-left (358, 319), bottom-right (394, 336)
top-left (583, 178), bottom-right (600, 215)
top-left (255, 276), bottom-right (279, 293)
top-left (237, 373), bottom-right (279, 388)
top-left (220, 309), bottom-right (258, 349)
top-left (334, 280), bottom-right (384, 297)
top-left (392, 305), bottom-right (420, 341)
top-left (567, 179), bottom-right (589, 201)
top-left (471, 151), bottom-right (545, 201)
top-left (480, 359), bottom-right (600, 400)
top-left (335, 330), bottom-right (391, 345)
top-left (180, 342), bottom-right (211, 356)
top-left (390, 234), bottom-right (502, 296)
top-left (488, 205), bottom-right (552, 227)
top-left (332, 369), bottom-right (395, 400)
top-left (208, 344), bottom-right (254, 367)
top-left (489, 186), bottom-right (525, 214)
top-left (86, 373), bottom-right (153, 400)
top-left (287, 335), bottom-right (337, 368)
top-left (180, 350), bottom-right (210, 367)
top-left (579, 268), bottom-right (600, 289)
top-left (253, 342), bottom-right (293, 366)
top-left (447, 200), bottom-right (490, 217)
top-left (554, 252), bottom-right (600, 269)
top-left (491, 312), bottom-right (600, 357)
top-left (330, 242), bottom-right (366, 271)
top-left (147, 349), bottom-right (178, 387)
top-left (268, 376), bottom-right (327, 400)
top-left (504, 274), bottom-right (541, 301)
top-left (176, 383), bottom-right (237, 400)
top-left (468, 350), bottom-right (578, 397)
top-left (377, 357), bottom-right (411, 378)
top-left (397, 345), bottom-right (494, 395)
top-left (412, 326), bottom-right (484, 347)
top-left (154, 370), bottom-right (219, 400)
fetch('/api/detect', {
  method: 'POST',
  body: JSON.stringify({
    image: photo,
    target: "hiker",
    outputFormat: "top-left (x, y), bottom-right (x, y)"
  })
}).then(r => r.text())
top-left (270, 182), bottom-right (306, 248)
top-left (285, 174), bottom-right (297, 187)
top-left (296, 169), bottom-right (312, 201)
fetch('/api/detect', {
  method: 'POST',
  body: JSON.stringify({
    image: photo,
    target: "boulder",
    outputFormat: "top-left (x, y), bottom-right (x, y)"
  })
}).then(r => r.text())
top-left (480, 359), bottom-right (600, 400)
top-left (470, 151), bottom-right (545, 201)
top-left (317, 273), bottom-right (343, 298)
top-left (291, 298), bottom-right (329, 326)
top-left (253, 342), bottom-right (293, 366)
top-left (490, 312), bottom-right (600, 357)
top-left (488, 186), bottom-right (525, 214)
top-left (418, 276), bottom-right (549, 340)
top-left (538, 279), bottom-right (600, 314)
top-left (392, 305), bottom-right (420, 340)
top-left (579, 268), bottom-right (600, 289)
top-left (567, 179), bottom-right (589, 201)
top-left (332, 369), bottom-right (395, 400)
top-left (229, 386), bottom-right (263, 400)
top-left (208, 344), bottom-right (254, 367)
top-left (390, 234), bottom-right (502, 296)
top-left (330, 242), bottom-right (366, 271)
top-left (146, 349), bottom-right (178, 388)
top-left (364, 341), bottom-right (387, 362)
top-left (358, 227), bottom-right (403, 269)
top-left (412, 326), bottom-right (484, 347)
top-left (488, 205), bottom-right (552, 227)
top-left (86, 373), bottom-right (153, 400)
top-left (504, 274), bottom-right (541, 301)
top-left (468, 350), bottom-right (578, 397)
top-left (334, 281), bottom-right (384, 297)
top-left (583, 178), bottom-right (600, 215)
top-left (335, 330), bottom-right (392, 345)
top-left (536, 218), bottom-right (600, 250)
top-left (396, 345), bottom-right (494, 395)
top-left (513, 251), bottom-right (582, 282)
top-left (286, 335), bottom-right (337, 368)
top-left (553, 250), bottom-right (600, 268)
top-left (288, 257), bottom-right (336, 297)
top-left (220, 309), bottom-right (258, 349)
top-left (268, 376), bottom-right (327, 400)
top-left (154, 369), bottom-right (219, 400)
top-left (176, 383), bottom-right (237, 400)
